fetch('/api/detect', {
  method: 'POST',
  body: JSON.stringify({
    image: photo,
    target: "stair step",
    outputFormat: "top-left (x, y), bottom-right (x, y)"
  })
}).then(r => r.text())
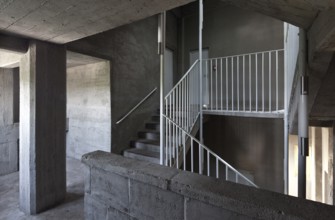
top-left (131, 139), bottom-right (160, 152)
top-left (145, 122), bottom-right (160, 131)
top-left (123, 148), bottom-right (160, 164)
top-left (138, 130), bottom-right (160, 140)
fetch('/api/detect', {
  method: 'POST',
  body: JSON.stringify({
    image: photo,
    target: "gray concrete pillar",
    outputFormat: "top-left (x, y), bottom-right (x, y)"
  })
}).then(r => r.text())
top-left (19, 41), bottom-right (66, 214)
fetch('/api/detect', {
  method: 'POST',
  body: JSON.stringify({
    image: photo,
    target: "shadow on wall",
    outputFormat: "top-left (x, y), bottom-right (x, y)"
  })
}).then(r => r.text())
top-left (203, 115), bottom-right (284, 193)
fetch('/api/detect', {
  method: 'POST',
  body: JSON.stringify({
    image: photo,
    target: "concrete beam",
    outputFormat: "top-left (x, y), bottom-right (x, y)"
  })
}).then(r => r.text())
top-left (0, 50), bottom-right (22, 68)
top-left (19, 40), bottom-right (66, 214)
top-left (0, 33), bottom-right (28, 53)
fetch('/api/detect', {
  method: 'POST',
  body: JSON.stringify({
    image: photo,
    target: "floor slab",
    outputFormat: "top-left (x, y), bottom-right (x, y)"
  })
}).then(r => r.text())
top-left (0, 157), bottom-right (85, 220)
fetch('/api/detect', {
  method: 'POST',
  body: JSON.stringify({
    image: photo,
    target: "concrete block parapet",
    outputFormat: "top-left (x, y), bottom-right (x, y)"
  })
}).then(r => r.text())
top-left (82, 151), bottom-right (335, 220)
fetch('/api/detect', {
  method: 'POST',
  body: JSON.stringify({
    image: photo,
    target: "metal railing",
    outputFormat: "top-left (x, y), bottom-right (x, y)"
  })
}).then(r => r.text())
top-left (162, 59), bottom-right (257, 187)
top-left (116, 87), bottom-right (157, 124)
top-left (203, 49), bottom-right (284, 113)
top-left (163, 115), bottom-right (258, 188)
top-left (164, 60), bottom-right (201, 133)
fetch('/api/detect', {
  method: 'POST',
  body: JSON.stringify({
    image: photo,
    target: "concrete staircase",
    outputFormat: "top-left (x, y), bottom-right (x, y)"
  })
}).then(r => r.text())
top-left (123, 113), bottom-right (161, 164)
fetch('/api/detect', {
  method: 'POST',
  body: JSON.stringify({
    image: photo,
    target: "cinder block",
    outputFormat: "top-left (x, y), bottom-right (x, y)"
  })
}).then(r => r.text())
top-left (90, 168), bottom-right (129, 213)
top-left (129, 180), bottom-right (184, 220)
top-left (186, 198), bottom-right (250, 220)
top-left (82, 151), bottom-right (180, 190)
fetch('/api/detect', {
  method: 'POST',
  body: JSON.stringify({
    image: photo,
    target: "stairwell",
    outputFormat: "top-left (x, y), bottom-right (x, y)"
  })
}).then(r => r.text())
top-left (123, 111), bottom-right (161, 164)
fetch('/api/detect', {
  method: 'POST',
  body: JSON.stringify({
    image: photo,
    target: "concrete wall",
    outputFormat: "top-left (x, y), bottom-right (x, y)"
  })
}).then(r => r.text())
top-left (203, 116), bottom-right (284, 193)
top-left (68, 15), bottom-right (177, 154)
top-left (179, 1), bottom-right (285, 109)
top-left (82, 151), bottom-right (335, 220)
top-left (181, 1), bottom-right (284, 72)
top-left (66, 61), bottom-right (111, 160)
top-left (0, 68), bottom-right (19, 176)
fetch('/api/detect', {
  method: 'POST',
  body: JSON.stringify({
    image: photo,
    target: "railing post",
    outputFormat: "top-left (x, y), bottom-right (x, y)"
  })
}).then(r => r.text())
top-left (283, 23), bottom-right (288, 195)
top-left (199, 0), bottom-right (204, 173)
top-left (298, 28), bottom-right (308, 199)
top-left (158, 12), bottom-right (166, 165)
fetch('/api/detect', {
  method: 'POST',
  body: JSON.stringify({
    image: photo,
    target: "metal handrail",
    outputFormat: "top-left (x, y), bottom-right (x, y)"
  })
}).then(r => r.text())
top-left (164, 60), bottom-right (199, 98)
top-left (116, 87), bottom-right (157, 125)
top-left (202, 49), bottom-right (284, 60)
top-left (163, 114), bottom-right (258, 188)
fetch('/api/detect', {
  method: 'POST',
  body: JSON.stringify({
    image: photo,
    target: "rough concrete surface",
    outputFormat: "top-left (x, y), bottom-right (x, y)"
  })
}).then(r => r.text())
top-left (0, 157), bottom-right (85, 220)
top-left (0, 68), bottom-right (19, 176)
top-left (82, 151), bottom-right (335, 220)
top-left (0, 0), bottom-right (194, 43)
top-left (19, 41), bottom-right (66, 214)
top-left (69, 16), bottom-right (161, 155)
top-left (67, 61), bottom-right (111, 160)
top-left (204, 116), bottom-right (284, 193)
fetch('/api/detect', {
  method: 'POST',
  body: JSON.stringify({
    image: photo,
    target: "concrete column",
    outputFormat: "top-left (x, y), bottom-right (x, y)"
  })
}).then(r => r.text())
top-left (19, 41), bottom-right (66, 214)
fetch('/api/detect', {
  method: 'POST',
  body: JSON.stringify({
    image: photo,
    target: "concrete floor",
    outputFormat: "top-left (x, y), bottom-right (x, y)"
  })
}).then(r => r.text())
top-left (0, 157), bottom-right (85, 220)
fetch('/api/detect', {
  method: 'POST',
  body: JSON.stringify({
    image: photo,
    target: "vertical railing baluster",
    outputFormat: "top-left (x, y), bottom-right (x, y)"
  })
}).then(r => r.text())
top-left (249, 54), bottom-right (251, 111)
top-left (176, 124), bottom-right (179, 168)
top-left (225, 166), bottom-right (228, 181)
top-left (231, 57), bottom-right (234, 111)
top-left (182, 80), bottom-right (184, 130)
top-left (216, 59), bottom-right (218, 110)
top-left (178, 84), bottom-right (181, 130)
top-left (206, 60), bottom-right (208, 109)
top-left (183, 132), bottom-right (186, 171)
top-left (216, 157), bottom-right (219, 178)
top-left (262, 52), bottom-right (264, 112)
top-left (210, 59), bottom-right (213, 110)
top-left (199, 144), bottom-right (202, 175)
top-left (243, 55), bottom-right (245, 111)
top-left (165, 99), bottom-right (168, 166)
top-left (186, 75), bottom-right (188, 130)
top-left (276, 50), bottom-right (279, 111)
top-left (255, 53), bottom-right (258, 112)
top-left (191, 139), bottom-right (194, 173)
top-left (221, 58), bottom-right (223, 111)
top-left (249, 54), bottom-right (252, 111)
top-left (226, 58), bottom-right (228, 110)
top-left (169, 96), bottom-right (172, 166)
top-left (237, 56), bottom-right (239, 111)
top-left (236, 173), bottom-right (238, 183)
top-left (207, 150), bottom-right (210, 177)
top-left (269, 51), bottom-right (272, 112)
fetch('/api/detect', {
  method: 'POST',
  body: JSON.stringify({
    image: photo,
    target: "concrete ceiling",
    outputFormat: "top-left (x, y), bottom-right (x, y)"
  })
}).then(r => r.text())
top-left (0, 0), bottom-right (194, 44)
